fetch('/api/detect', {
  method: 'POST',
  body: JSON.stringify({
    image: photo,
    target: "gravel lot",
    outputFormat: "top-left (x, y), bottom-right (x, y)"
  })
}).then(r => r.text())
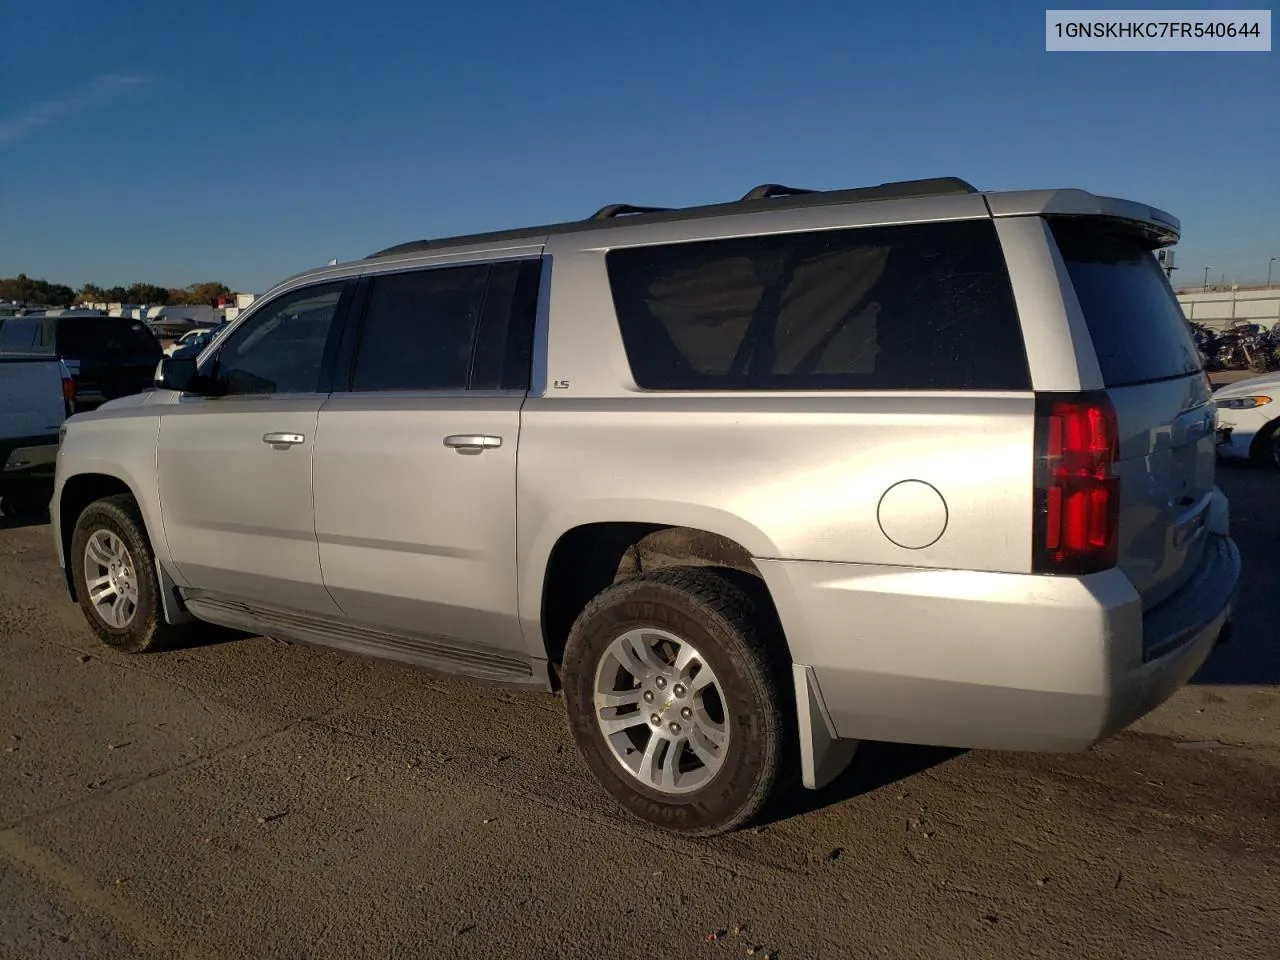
top-left (1, 440), bottom-right (1276, 958)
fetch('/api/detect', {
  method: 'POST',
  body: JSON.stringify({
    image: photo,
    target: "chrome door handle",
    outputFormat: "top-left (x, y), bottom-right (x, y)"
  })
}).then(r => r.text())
top-left (262, 432), bottom-right (305, 447)
top-left (443, 434), bottom-right (502, 454)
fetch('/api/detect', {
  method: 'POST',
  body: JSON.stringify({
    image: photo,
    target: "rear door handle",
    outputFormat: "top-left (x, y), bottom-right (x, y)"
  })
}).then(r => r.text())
top-left (443, 434), bottom-right (502, 454)
top-left (263, 432), bottom-right (305, 447)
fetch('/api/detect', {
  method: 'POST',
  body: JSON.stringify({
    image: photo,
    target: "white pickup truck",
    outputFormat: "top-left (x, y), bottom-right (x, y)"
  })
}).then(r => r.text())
top-left (0, 353), bottom-right (74, 515)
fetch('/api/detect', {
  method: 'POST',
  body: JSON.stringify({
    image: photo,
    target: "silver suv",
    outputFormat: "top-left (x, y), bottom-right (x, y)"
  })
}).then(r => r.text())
top-left (52, 177), bottom-right (1241, 835)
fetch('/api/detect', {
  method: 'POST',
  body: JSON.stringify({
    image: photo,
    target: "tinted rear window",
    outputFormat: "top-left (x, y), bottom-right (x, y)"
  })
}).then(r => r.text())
top-left (605, 219), bottom-right (1029, 392)
top-left (58, 317), bottom-right (161, 358)
top-left (1050, 219), bottom-right (1200, 387)
top-left (0, 318), bottom-right (47, 353)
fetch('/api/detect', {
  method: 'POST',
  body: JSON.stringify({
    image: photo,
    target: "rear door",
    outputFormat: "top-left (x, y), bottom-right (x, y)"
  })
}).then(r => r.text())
top-left (1049, 218), bottom-right (1215, 609)
top-left (312, 256), bottom-right (540, 659)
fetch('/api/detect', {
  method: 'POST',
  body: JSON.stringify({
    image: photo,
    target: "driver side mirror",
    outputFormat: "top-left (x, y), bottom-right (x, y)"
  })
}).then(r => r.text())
top-left (154, 357), bottom-right (217, 394)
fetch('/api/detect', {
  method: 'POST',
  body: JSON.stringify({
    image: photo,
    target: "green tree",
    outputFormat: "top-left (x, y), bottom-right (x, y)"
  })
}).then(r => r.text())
top-left (169, 281), bottom-right (233, 306)
top-left (0, 274), bottom-right (76, 306)
top-left (103, 286), bottom-right (128, 302)
top-left (79, 283), bottom-right (107, 303)
top-left (124, 283), bottom-right (170, 305)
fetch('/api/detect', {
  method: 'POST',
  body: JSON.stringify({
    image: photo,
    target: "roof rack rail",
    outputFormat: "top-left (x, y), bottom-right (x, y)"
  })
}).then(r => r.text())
top-left (590, 203), bottom-right (673, 220)
top-left (741, 183), bottom-right (817, 201)
top-left (365, 239), bottom-right (431, 259)
top-left (744, 177), bottom-right (977, 204)
top-left (362, 176), bottom-right (981, 260)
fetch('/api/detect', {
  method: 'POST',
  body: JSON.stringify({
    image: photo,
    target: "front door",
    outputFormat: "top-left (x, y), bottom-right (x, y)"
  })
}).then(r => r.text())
top-left (313, 256), bottom-right (541, 654)
top-left (157, 280), bottom-right (354, 614)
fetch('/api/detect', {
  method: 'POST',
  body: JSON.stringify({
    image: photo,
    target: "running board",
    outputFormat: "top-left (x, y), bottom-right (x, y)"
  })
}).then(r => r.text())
top-left (182, 594), bottom-right (540, 687)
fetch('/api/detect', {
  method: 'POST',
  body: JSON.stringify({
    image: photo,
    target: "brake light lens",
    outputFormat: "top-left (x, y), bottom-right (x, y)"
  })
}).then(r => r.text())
top-left (1033, 393), bottom-right (1119, 575)
top-left (62, 374), bottom-right (76, 418)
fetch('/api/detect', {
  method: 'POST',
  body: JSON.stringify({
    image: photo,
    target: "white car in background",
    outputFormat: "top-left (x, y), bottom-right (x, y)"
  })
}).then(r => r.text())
top-left (1214, 372), bottom-right (1280, 468)
top-left (163, 327), bottom-right (216, 357)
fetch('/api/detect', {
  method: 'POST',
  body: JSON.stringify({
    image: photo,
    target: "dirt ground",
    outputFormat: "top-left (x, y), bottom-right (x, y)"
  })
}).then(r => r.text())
top-left (0, 447), bottom-right (1276, 959)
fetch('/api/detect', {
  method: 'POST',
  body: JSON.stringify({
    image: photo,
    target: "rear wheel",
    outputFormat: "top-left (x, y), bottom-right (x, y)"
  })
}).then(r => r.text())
top-left (70, 494), bottom-right (187, 653)
top-left (562, 567), bottom-right (793, 836)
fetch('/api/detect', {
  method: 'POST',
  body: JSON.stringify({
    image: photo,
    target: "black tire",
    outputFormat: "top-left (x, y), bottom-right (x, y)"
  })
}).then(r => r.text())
top-left (562, 567), bottom-right (793, 836)
top-left (1249, 421), bottom-right (1280, 470)
top-left (70, 494), bottom-right (187, 653)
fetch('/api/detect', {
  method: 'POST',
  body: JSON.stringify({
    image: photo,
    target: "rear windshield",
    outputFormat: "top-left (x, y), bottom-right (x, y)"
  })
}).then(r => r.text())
top-left (605, 219), bottom-right (1030, 391)
top-left (57, 316), bottom-right (162, 359)
top-left (1050, 219), bottom-right (1200, 387)
top-left (0, 317), bottom-right (48, 354)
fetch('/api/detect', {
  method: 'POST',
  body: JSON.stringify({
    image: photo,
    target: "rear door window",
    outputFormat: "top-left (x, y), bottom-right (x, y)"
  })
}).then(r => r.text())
top-left (57, 317), bottom-right (162, 359)
top-left (605, 219), bottom-right (1029, 392)
top-left (350, 264), bottom-right (491, 392)
top-left (1049, 219), bottom-right (1201, 387)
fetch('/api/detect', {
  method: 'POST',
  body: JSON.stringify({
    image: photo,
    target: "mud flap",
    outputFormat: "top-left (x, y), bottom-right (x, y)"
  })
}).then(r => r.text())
top-left (794, 664), bottom-right (858, 790)
top-left (155, 559), bottom-right (195, 625)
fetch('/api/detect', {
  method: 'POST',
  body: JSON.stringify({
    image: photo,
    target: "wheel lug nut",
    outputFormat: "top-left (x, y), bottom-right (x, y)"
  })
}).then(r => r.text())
top-left (673, 684), bottom-right (686, 697)
top-left (680, 706), bottom-right (693, 720)
top-left (650, 714), bottom-right (662, 726)
top-left (669, 722), bottom-right (682, 735)
top-left (643, 691), bottom-right (654, 703)
top-left (655, 676), bottom-right (666, 689)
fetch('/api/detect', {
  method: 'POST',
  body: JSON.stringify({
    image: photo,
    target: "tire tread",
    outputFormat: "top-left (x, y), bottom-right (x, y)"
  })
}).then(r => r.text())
top-left (564, 565), bottom-right (794, 836)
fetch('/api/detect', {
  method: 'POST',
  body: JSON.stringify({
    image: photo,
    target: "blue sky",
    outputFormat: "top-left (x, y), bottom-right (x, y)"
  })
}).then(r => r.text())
top-left (1, 1), bottom-right (1276, 293)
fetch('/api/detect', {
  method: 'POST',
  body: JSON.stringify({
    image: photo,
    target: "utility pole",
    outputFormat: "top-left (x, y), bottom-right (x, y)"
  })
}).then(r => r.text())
top-left (1268, 257), bottom-right (1276, 288)
top-left (1203, 266), bottom-right (1211, 290)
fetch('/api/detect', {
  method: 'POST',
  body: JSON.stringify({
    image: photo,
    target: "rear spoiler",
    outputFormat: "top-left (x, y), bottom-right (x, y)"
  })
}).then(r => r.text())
top-left (984, 189), bottom-right (1180, 246)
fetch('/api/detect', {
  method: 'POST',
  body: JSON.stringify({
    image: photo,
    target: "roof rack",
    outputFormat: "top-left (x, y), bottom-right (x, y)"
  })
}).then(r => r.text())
top-left (364, 176), bottom-right (980, 260)
top-left (366, 239), bottom-right (432, 258)
top-left (589, 203), bottom-right (673, 220)
top-left (741, 183), bottom-right (817, 201)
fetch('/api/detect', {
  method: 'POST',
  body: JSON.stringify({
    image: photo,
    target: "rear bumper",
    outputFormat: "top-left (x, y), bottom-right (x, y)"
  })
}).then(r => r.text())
top-left (757, 533), bottom-right (1240, 754)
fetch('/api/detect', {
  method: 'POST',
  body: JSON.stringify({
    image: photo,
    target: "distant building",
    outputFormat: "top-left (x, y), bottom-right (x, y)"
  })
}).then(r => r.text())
top-left (1178, 287), bottom-right (1280, 330)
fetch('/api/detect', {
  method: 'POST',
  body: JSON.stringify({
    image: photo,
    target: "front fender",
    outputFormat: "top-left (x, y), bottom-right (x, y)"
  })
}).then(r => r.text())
top-left (53, 408), bottom-right (177, 587)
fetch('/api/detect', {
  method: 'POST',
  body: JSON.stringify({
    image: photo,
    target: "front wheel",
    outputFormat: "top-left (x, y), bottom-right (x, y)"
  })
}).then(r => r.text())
top-left (70, 494), bottom-right (186, 653)
top-left (562, 567), bottom-right (793, 836)
top-left (1251, 422), bottom-right (1280, 470)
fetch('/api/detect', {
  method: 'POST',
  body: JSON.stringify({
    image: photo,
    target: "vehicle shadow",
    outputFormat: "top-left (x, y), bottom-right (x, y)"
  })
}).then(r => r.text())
top-left (162, 622), bottom-right (255, 653)
top-left (1191, 463), bottom-right (1280, 685)
top-left (764, 741), bottom-right (966, 825)
top-left (0, 507), bottom-right (50, 530)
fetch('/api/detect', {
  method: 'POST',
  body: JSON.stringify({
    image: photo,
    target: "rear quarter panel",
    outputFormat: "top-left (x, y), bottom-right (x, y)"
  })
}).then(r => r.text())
top-left (517, 236), bottom-right (1038, 640)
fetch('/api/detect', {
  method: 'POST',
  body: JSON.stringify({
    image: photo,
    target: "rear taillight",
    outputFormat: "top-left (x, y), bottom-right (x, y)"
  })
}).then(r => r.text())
top-left (1033, 392), bottom-right (1119, 575)
top-left (62, 375), bottom-right (76, 418)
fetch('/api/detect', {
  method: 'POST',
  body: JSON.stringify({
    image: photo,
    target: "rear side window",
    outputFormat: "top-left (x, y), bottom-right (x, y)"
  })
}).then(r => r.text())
top-left (605, 219), bottom-right (1029, 391)
top-left (1050, 219), bottom-right (1200, 387)
top-left (57, 317), bottom-right (161, 358)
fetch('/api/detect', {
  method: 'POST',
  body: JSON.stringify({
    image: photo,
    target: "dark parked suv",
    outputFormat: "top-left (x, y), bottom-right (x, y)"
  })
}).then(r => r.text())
top-left (0, 314), bottom-right (163, 411)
